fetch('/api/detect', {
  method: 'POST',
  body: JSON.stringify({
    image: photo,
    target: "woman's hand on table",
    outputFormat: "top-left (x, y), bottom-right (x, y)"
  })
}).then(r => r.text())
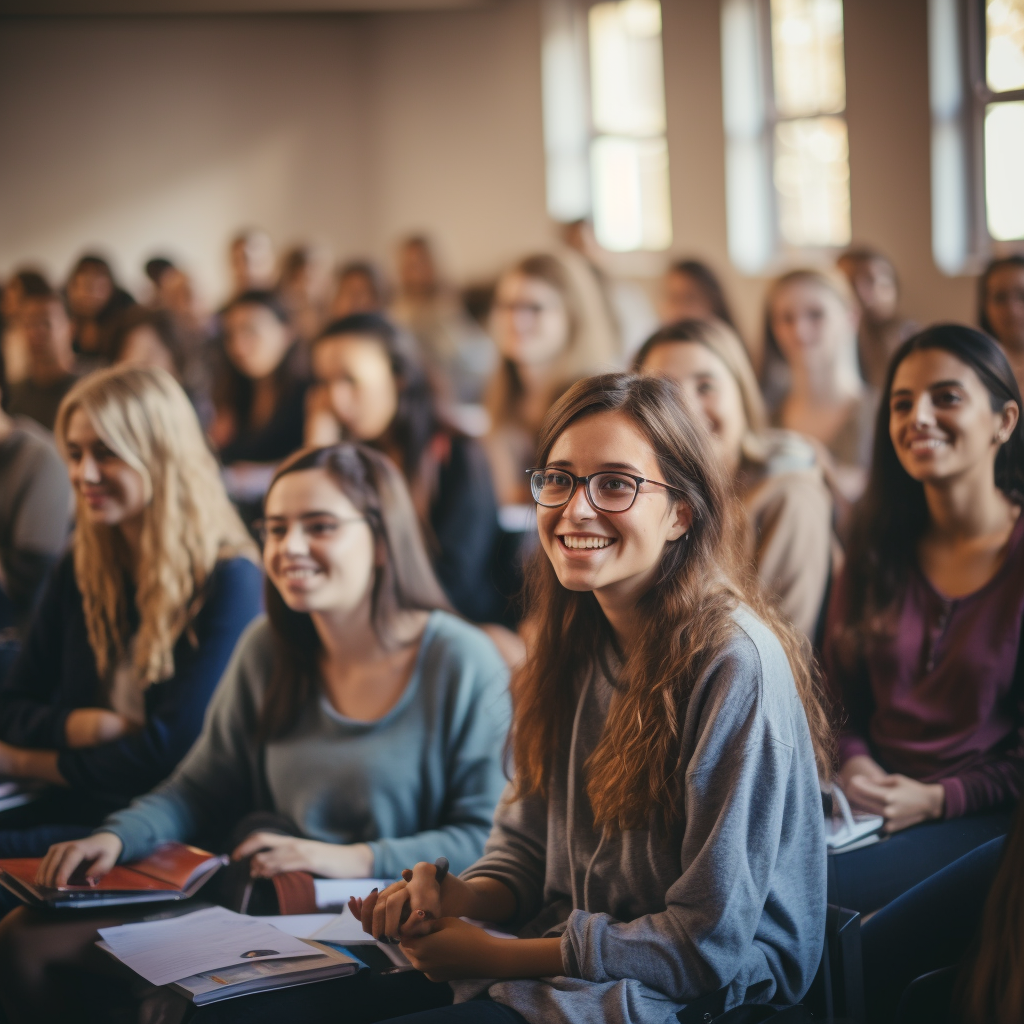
top-left (230, 832), bottom-right (374, 879)
top-left (36, 832), bottom-right (123, 888)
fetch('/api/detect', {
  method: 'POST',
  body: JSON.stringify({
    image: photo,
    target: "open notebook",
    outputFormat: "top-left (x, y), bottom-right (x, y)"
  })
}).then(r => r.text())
top-left (0, 842), bottom-right (226, 909)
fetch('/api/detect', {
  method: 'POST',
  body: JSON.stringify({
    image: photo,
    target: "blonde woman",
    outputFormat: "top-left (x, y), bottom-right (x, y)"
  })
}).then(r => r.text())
top-left (0, 365), bottom-right (260, 867)
top-left (636, 318), bottom-right (835, 640)
top-left (764, 269), bottom-right (875, 502)
top-left (485, 252), bottom-right (619, 505)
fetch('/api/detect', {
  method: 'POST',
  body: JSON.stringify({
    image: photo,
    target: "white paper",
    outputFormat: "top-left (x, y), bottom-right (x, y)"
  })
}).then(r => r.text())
top-left (308, 907), bottom-right (375, 944)
top-left (98, 906), bottom-right (317, 986)
top-left (254, 914), bottom-right (337, 938)
top-left (313, 878), bottom-right (395, 908)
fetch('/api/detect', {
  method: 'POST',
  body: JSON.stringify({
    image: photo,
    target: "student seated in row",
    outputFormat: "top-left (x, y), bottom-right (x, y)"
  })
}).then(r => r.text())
top-left (0, 362), bottom-right (72, 633)
top-left (357, 373), bottom-right (830, 1024)
top-left (764, 269), bottom-right (875, 504)
top-left (0, 366), bottom-right (261, 872)
top-left (635, 318), bottom-right (835, 642)
top-left (210, 290), bottom-right (308, 521)
top-left (825, 325), bottom-right (1024, 914)
top-left (0, 443), bottom-right (511, 1023)
top-left (305, 313), bottom-right (506, 626)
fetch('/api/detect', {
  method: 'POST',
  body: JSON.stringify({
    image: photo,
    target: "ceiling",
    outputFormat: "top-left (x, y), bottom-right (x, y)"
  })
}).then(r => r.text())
top-left (0, 0), bottom-right (495, 14)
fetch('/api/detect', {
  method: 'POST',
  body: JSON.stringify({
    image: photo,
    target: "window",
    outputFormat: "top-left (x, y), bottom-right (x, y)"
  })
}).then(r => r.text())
top-left (721, 0), bottom-right (852, 273)
top-left (929, 0), bottom-right (1024, 273)
top-left (984, 0), bottom-right (1024, 241)
top-left (541, 0), bottom-right (673, 252)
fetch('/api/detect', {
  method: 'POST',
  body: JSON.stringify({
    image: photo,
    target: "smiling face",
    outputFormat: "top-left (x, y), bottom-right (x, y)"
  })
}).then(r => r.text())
top-left (640, 341), bottom-right (747, 474)
top-left (491, 272), bottom-right (571, 368)
top-left (536, 410), bottom-right (691, 615)
top-left (262, 467), bottom-right (376, 616)
top-left (770, 278), bottom-right (857, 371)
top-left (888, 348), bottom-right (1018, 487)
top-left (312, 335), bottom-right (399, 442)
top-left (64, 407), bottom-right (148, 528)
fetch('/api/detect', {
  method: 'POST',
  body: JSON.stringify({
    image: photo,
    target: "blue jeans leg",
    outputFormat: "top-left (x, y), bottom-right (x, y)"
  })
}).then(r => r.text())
top-left (860, 835), bottom-right (1005, 1023)
top-left (826, 810), bottom-right (1010, 914)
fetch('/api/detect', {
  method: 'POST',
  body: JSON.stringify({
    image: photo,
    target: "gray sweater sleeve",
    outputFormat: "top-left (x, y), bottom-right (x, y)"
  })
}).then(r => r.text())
top-left (560, 633), bottom-right (826, 1005)
top-left (98, 619), bottom-right (267, 862)
top-left (461, 783), bottom-right (550, 927)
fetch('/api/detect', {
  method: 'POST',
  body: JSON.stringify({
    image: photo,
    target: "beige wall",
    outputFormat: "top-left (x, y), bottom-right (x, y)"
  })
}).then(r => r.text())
top-left (0, 16), bottom-right (371, 304)
top-left (0, 0), bottom-right (978, 332)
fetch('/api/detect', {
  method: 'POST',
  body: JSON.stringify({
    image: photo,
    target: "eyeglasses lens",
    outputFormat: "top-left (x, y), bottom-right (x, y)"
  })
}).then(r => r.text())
top-left (531, 471), bottom-right (637, 512)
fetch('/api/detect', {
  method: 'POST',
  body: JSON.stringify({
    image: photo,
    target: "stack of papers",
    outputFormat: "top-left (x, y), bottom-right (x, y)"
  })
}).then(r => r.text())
top-left (97, 906), bottom-right (359, 1004)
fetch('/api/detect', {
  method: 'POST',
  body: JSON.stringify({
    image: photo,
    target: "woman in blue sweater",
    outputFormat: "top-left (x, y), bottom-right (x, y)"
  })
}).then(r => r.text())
top-left (0, 365), bottom-right (261, 861)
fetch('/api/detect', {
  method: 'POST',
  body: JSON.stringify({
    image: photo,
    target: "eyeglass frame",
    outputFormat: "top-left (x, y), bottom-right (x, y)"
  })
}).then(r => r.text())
top-left (526, 467), bottom-right (685, 514)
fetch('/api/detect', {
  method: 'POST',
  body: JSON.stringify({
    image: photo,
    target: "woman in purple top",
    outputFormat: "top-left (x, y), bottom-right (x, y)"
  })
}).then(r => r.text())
top-left (824, 323), bottom-right (1024, 913)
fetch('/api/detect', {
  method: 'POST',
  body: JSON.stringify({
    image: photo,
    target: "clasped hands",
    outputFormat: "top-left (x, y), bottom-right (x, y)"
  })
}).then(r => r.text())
top-left (348, 864), bottom-right (517, 983)
top-left (839, 755), bottom-right (945, 833)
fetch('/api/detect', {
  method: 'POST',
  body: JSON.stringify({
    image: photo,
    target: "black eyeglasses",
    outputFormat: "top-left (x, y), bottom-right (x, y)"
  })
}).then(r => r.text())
top-left (527, 468), bottom-right (682, 513)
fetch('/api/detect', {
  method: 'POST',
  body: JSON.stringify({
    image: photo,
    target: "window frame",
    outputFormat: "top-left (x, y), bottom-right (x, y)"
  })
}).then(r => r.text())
top-left (541, 0), bottom-right (673, 254)
top-left (930, 0), bottom-right (1024, 274)
top-left (721, 0), bottom-right (853, 274)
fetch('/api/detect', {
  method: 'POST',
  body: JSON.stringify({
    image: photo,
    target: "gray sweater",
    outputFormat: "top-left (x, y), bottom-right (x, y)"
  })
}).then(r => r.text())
top-left (100, 612), bottom-right (511, 876)
top-left (458, 606), bottom-right (826, 1024)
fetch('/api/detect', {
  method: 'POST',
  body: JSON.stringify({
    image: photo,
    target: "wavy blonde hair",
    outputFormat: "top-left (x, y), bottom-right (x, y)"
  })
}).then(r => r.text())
top-left (55, 366), bottom-right (256, 686)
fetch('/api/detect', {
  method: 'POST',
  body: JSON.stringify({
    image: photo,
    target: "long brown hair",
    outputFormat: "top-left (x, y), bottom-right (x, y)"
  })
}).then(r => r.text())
top-left (837, 325), bottom-right (1024, 665)
top-left (257, 444), bottom-right (451, 740)
top-left (509, 373), bottom-right (832, 829)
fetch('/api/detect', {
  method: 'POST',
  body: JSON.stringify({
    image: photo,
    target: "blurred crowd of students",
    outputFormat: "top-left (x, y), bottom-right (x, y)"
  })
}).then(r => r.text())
top-left (0, 228), bottom-right (1021, 1024)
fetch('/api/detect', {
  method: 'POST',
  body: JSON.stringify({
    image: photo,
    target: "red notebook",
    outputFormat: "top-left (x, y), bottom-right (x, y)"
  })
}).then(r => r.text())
top-left (0, 842), bottom-right (226, 909)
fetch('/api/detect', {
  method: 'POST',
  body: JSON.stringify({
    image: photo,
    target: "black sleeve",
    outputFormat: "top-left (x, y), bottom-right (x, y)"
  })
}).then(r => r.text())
top-left (0, 554), bottom-right (80, 749)
top-left (3, 550), bottom-right (61, 626)
top-left (430, 436), bottom-right (503, 623)
top-left (57, 559), bottom-right (264, 803)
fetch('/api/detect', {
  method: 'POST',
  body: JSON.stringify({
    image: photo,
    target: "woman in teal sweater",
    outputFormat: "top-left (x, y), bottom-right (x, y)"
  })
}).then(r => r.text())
top-left (33, 442), bottom-right (511, 886)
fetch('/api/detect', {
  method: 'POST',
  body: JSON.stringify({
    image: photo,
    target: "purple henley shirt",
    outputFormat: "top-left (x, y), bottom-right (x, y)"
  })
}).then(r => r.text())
top-left (823, 515), bottom-right (1024, 818)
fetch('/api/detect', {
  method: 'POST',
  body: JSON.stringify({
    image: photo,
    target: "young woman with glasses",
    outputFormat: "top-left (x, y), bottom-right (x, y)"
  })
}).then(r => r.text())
top-left (353, 372), bottom-right (831, 1024)
top-left (484, 253), bottom-right (618, 507)
top-left (0, 444), bottom-right (511, 1024)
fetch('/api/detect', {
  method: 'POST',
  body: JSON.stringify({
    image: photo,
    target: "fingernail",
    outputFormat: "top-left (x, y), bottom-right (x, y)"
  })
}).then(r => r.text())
top-left (370, 887), bottom-right (378, 894)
